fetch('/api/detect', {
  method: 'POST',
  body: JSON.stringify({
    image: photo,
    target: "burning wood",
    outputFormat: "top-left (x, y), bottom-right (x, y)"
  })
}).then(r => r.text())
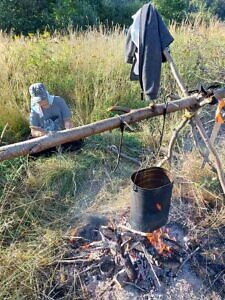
top-left (146, 228), bottom-right (173, 255)
top-left (48, 216), bottom-right (191, 298)
top-left (39, 214), bottom-right (224, 299)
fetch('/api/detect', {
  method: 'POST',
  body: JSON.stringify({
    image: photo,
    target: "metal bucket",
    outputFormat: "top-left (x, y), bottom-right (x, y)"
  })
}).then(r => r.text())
top-left (130, 167), bottom-right (173, 233)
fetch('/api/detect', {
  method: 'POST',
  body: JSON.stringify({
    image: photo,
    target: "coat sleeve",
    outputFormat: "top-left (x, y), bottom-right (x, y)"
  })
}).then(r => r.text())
top-left (29, 111), bottom-right (41, 127)
top-left (125, 26), bottom-right (137, 64)
top-left (59, 98), bottom-right (72, 120)
top-left (156, 10), bottom-right (174, 62)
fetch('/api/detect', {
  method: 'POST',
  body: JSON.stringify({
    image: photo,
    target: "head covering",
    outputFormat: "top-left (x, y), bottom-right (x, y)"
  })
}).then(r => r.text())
top-left (29, 83), bottom-right (54, 116)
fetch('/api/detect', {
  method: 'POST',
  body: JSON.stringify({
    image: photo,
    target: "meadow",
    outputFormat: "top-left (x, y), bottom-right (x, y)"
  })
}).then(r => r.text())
top-left (0, 20), bottom-right (225, 298)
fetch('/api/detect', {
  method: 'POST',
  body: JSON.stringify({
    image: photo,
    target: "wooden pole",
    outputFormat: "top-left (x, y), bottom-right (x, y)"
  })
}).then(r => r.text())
top-left (163, 48), bottom-right (225, 195)
top-left (194, 117), bottom-right (225, 193)
top-left (0, 95), bottom-right (200, 162)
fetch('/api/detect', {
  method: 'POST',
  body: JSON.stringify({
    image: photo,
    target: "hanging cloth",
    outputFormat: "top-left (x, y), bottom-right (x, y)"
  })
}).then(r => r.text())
top-left (125, 4), bottom-right (174, 100)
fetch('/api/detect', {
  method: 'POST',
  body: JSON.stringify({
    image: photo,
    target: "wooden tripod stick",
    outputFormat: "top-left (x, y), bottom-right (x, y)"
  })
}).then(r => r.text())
top-left (163, 48), bottom-right (225, 195)
top-left (158, 117), bottom-right (189, 167)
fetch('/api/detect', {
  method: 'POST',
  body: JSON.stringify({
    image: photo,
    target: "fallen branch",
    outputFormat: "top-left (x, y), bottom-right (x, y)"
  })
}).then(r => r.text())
top-left (141, 244), bottom-right (161, 289)
top-left (1, 87), bottom-right (225, 162)
top-left (176, 247), bottom-right (200, 275)
top-left (0, 95), bottom-right (204, 162)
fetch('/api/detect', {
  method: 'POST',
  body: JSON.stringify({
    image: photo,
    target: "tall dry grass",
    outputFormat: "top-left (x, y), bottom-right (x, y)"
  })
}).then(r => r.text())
top-left (0, 21), bottom-right (224, 142)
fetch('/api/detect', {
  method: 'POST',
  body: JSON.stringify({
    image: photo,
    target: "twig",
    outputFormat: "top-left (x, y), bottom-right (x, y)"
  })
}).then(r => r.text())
top-left (121, 238), bottom-right (132, 249)
top-left (123, 253), bottom-right (137, 282)
top-left (117, 225), bottom-right (147, 237)
top-left (56, 259), bottom-right (95, 264)
top-left (158, 117), bottom-right (189, 167)
top-left (176, 247), bottom-right (200, 276)
top-left (141, 244), bottom-right (161, 288)
top-left (190, 120), bottom-right (217, 174)
top-left (123, 281), bottom-right (147, 292)
top-left (47, 258), bottom-right (96, 266)
top-left (0, 123), bottom-right (8, 143)
top-left (107, 105), bottom-right (131, 113)
top-left (160, 146), bottom-right (179, 159)
top-left (204, 270), bottom-right (225, 294)
top-left (63, 235), bottom-right (89, 242)
top-left (107, 145), bottom-right (141, 166)
top-left (161, 236), bottom-right (183, 249)
top-left (113, 269), bottom-right (126, 287)
top-left (79, 263), bottom-right (100, 275)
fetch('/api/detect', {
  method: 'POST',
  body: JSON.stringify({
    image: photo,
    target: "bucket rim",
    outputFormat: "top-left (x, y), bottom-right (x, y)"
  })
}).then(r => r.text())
top-left (131, 166), bottom-right (174, 191)
top-left (132, 181), bottom-right (173, 192)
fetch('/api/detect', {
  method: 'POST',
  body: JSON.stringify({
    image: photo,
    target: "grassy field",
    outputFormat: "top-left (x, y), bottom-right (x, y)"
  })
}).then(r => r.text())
top-left (0, 20), bottom-right (225, 299)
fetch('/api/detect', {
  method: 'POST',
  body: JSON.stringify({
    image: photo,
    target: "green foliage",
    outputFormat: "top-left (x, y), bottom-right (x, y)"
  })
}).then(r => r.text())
top-left (0, 0), bottom-right (224, 34)
top-left (192, 0), bottom-right (225, 20)
top-left (52, 0), bottom-right (99, 29)
top-left (96, 0), bottom-right (147, 27)
top-left (209, 0), bottom-right (225, 20)
top-left (0, 0), bottom-right (53, 34)
top-left (0, 106), bottom-right (29, 143)
top-left (153, 0), bottom-right (189, 24)
top-left (189, 0), bottom-right (215, 22)
top-left (0, 0), bottom-right (147, 34)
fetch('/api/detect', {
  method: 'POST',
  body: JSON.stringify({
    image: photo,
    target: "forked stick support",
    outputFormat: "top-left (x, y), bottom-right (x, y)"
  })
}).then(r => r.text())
top-left (163, 48), bottom-right (225, 195)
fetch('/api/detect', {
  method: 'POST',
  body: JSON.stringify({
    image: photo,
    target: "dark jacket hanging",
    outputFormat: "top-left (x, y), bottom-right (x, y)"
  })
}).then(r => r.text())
top-left (125, 4), bottom-right (174, 100)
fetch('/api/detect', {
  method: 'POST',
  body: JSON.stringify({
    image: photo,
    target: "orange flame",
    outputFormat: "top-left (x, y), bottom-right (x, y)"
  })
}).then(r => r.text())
top-left (146, 228), bottom-right (172, 255)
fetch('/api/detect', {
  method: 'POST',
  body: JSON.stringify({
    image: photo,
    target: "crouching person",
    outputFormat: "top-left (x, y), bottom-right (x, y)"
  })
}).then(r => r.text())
top-left (29, 82), bottom-right (82, 156)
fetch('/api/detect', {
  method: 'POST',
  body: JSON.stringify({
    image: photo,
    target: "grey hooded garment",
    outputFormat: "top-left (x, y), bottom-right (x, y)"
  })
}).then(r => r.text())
top-left (125, 3), bottom-right (174, 100)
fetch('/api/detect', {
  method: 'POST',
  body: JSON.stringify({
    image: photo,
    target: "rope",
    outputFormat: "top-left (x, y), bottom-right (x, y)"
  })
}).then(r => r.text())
top-left (154, 101), bottom-right (169, 157)
top-left (112, 100), bottom-right (168, 173)
top-left (112, 116), bottom-right (125, 172)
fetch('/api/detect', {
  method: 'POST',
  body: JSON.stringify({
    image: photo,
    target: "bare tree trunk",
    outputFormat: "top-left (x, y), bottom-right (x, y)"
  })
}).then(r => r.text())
top-left (0, 95), bottom-right (200, 162)
top-left (0, 86), bottom-right (224, 162)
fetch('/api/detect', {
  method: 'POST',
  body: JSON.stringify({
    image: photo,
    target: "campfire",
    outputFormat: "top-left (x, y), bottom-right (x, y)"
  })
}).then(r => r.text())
top-left (47, 215), bottom-right (191, 298)
top-left (38, 209), bottom-right (225, 300)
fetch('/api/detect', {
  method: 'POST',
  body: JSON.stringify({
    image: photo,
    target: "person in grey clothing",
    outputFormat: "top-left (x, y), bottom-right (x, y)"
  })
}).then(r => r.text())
top-left (29, 82), bottom-right (74, 137)
top-left (29, 83), bottom-right (82, 154)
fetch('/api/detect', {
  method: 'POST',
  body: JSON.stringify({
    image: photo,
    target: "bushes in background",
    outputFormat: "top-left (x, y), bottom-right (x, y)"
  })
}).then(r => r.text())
top-left (0, 0), bottom-right (224, 35)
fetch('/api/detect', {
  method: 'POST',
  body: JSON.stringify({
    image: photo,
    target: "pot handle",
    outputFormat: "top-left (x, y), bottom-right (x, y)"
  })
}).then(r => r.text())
top-left (133, 184), bottom-right (138, 192)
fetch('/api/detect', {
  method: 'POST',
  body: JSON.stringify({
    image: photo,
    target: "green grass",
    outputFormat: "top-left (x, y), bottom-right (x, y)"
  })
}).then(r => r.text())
top-left (0, 131), bottom-right (144, 298)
